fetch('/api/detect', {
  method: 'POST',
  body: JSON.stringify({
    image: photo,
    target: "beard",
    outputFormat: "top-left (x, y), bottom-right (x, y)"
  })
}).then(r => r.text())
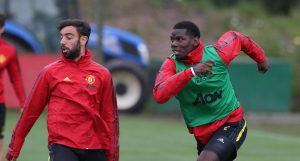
top-left (62, 41), bottom-right (81, 60)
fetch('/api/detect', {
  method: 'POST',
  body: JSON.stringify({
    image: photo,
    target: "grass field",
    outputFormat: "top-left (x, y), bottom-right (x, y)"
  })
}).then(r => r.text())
top-left (2, 109), bottom-right (300, 161)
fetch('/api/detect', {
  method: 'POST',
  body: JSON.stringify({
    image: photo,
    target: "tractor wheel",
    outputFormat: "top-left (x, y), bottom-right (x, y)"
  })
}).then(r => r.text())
top-left (106, 59), bottom-right (149, 114)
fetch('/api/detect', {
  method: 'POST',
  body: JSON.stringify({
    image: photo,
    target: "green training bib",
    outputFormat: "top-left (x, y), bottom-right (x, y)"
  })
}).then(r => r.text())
top-left (170, 45), bottom-right (240, 127)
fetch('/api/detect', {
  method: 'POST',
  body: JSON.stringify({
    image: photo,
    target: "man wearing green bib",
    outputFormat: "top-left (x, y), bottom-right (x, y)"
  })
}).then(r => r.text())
top-left (153, 21), bottom-right (269, 161)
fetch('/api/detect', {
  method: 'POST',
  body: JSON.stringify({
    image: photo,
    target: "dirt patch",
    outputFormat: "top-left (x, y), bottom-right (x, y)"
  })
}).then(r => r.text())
top-left (105, 0), bottom-right (209, 59)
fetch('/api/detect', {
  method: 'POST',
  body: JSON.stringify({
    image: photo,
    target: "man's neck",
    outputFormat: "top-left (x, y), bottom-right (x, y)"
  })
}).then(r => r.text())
top-left (74, 48), bottom-right (86, 62)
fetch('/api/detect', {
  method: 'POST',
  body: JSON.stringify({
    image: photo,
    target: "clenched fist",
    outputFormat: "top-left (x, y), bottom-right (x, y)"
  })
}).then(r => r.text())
top-left (192, 59), bottom-right (215, 75)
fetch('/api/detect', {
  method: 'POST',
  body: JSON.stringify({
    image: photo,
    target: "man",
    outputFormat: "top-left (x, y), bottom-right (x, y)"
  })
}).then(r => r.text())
top-left (0, 14), bottom-right (25, 161)
top-left (153, 21), bottom-right (269, 161)
top-left (6, 19), bottom-right (119, 161)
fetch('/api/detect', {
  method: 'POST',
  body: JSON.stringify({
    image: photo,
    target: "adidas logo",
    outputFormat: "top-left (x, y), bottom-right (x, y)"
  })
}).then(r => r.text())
top-left (63, 77), bottom-right (72, 82)
top-left (217, 138), bottom-right (224, 143)
top-left (224, 126), bottom-right (230, 131)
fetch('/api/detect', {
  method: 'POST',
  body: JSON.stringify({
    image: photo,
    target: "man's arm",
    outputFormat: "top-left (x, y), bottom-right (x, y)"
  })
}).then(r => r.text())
top-left (257, 58), bottom-right (269, 73)
top-left (214, 31), bottom-right (269, 73)
top-left (6, 50), bottom-right (25, 107)
top-left (152, 58), bottom-right (194, 103)
top-left (100, 71), bottom-right (119, 161)
top-left (6, 69), bottom-right (50, 161)
top-left (153, 58), bottom-right (215, 104)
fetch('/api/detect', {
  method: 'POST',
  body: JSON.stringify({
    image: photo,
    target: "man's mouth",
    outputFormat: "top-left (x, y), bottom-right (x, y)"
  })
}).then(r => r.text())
top-left (172, 50), bottom-right (181, 54)
top-left (61, 47), bottom-right (69, 53)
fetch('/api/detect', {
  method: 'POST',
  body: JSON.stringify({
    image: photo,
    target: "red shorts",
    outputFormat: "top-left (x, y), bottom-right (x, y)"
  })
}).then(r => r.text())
top-left (188, 107), bottom-right (244, 144)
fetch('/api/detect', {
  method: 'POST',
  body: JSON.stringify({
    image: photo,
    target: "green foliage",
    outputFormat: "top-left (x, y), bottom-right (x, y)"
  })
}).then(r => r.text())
top-left (211, 0), bottom-right (239, 8)
top-left (262, 0), bottom-right (298, 16)
top-left (203, 1), bottom-right (299, 58)
top-left (145, 0), bottom-right (214, 11)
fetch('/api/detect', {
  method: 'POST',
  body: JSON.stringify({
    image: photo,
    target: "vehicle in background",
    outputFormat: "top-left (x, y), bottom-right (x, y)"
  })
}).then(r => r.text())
top-left (1, 0), bottom-right (150, 113)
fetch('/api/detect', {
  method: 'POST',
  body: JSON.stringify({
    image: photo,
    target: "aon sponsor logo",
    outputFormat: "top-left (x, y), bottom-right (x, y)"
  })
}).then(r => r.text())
top-left (193, 90), bottom-right (223, 105)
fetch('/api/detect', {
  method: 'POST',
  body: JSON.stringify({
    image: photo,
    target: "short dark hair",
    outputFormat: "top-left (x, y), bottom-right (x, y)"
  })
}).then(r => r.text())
top-left (173, 21), bottom-right (201, 38)
top-left (57, 19), bottom-right (91, 38)
top-left (0, 14), bottom-right (6, 27)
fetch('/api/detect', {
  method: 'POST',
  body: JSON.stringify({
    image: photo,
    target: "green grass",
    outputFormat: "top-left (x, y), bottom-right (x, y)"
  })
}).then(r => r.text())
top-left (3, 109), bottom-right (300, 161)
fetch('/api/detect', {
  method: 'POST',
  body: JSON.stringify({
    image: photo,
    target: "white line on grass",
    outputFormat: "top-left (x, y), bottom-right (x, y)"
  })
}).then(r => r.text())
top-left (250, 130), bottom-right (300, 144)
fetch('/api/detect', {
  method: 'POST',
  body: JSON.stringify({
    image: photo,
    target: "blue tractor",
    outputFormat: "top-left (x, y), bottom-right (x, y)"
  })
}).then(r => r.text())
top-left (1, 0), bottom-right (150, 113)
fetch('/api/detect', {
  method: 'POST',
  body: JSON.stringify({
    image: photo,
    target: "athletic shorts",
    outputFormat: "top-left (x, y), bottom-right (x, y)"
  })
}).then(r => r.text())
top-left (0, 103), bottom-right (6, 139)
top-left (196, 119), bottom-right (247, 161)
top-left (49, 144), bottom-right (107, 161)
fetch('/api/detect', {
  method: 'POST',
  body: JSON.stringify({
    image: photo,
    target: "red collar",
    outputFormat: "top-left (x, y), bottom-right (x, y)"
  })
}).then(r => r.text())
top-left (181, 41), bottom-right (204, 65)
top-left (61, 49), bottom-right (92, 66)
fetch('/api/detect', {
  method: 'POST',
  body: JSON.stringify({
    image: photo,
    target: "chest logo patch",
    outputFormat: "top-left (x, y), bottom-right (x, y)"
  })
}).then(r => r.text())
top-left (193, 72), bottom-right (213, 84)
top-left (0, 54), bottom-right (7, 64)
top-left (85, 75), bottom-right (95, 85)
top-left (193, 90), bottom-right (223, 105)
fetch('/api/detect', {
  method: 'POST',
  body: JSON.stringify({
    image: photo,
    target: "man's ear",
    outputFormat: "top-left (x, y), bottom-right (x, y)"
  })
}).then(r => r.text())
top-left (193, 38), bottom-right (199, 46)
top-left (80, 36), bottom-right (88, 46)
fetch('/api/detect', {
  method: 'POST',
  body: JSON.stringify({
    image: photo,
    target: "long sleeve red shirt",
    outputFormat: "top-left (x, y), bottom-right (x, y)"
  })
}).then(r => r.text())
top-left (153, 31), bottom-right (267, 143)
top-left (7, 50), bottom-right (119, 161)
top-left (0, 38), bottom-right (25, 106)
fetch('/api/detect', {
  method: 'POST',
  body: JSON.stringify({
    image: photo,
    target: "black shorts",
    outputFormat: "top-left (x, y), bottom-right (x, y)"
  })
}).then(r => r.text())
top-left (49, 144), bottom-right (107, 161)
top-left (0, 103), bottom-right (6, 139)
top-left (197, 119), bottom-right (247, 161)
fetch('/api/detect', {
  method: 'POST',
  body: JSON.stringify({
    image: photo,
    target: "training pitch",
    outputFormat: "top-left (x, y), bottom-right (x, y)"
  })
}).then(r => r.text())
top-left (3, 109), bottom-right (300, 161)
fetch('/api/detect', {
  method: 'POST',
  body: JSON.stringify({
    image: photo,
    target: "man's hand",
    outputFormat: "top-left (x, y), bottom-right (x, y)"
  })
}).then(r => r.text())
top-left (257, 58), bottom-right (270, 74)
top-left (7, 158), bottom-right (17, 161)
top-left (6, 150), bottom-right (17, 161)
top-left (193, 60), bottom-right (215, 75)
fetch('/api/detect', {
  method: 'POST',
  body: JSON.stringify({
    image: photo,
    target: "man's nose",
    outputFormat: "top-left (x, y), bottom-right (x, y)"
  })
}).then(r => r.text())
top-left (171, 41), bottom-right (178, 48)
top-left (60, 37), bottom-right (66, 45)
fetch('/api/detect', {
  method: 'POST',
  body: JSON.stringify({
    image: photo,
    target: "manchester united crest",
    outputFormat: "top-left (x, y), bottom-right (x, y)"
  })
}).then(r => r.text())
top-left (85, 75), bottom-right (95, 85)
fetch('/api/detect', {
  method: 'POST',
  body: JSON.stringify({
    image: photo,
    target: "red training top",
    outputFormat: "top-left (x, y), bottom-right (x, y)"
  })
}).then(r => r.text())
top-left (7, 50), bottom-right (119, 161)
top-left (0, 38), bottom-right (25, 106)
